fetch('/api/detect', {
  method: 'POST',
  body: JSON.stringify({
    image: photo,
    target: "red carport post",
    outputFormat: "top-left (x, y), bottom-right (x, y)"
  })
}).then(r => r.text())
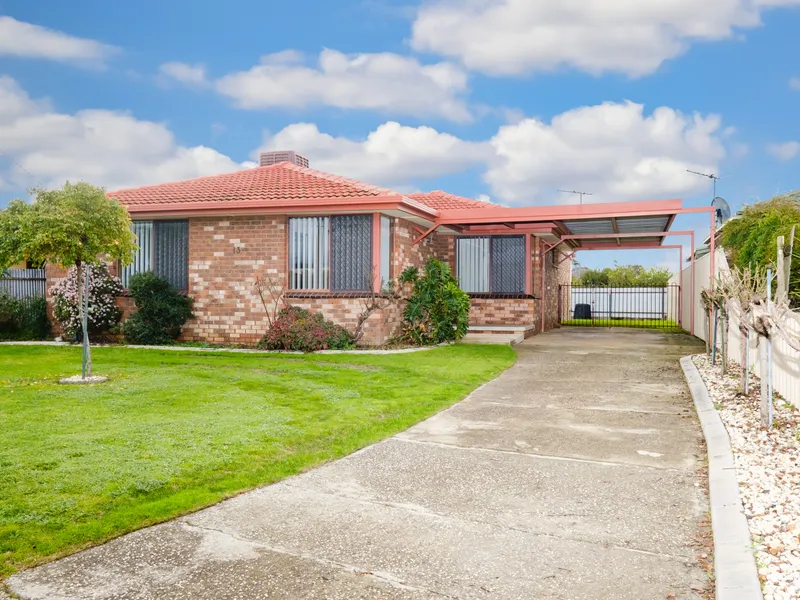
top-left (690, 231), bottom-right (696, 336)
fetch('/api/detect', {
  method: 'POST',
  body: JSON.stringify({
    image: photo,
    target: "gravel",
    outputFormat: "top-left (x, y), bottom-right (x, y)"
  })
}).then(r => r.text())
top-left (693, 354), bottom-right (800, 600)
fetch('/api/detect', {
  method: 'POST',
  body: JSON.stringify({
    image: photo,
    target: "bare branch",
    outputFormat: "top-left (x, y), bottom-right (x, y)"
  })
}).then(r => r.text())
top-left (254, 274), bottom-right (290, 328)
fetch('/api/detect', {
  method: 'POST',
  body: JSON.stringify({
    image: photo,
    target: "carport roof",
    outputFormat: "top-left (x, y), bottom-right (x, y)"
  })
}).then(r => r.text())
top-left (435, 199), bottom-right (682, 249)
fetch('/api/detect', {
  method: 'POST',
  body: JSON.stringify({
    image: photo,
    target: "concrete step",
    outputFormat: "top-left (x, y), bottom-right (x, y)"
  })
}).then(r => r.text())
top-left (467, 324), bottom-right (537, 344)
top-left (461, 332), bottom-right (525, 346)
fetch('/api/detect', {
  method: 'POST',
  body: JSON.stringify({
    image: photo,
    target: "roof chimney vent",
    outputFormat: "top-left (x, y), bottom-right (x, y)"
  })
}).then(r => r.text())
top-left (259, 150), bottom-right (309, 168)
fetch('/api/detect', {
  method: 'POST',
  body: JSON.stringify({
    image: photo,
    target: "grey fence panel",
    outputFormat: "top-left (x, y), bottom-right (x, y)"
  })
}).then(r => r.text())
top-left (0, 269), bottom-right (46, 298)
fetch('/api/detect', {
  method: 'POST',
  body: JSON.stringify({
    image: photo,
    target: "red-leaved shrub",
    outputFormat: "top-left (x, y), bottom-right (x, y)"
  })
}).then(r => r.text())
top-left (258, 306), bottom-right (354, 352)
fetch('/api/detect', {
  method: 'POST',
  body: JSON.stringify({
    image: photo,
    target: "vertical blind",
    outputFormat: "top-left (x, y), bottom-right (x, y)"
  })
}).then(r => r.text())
top-left (456, 237), bottom-right (490, 293)
top-left (122, 221), bottom-right (153, 288)
top-left (288, 215), bottom-right (373, 291)
top-left (289, 217), bottom-right (330, 290)
top-left (331, 215), bottom-right (372, 291)
top-left (456, 235), bottom-right (526, 294)
top-left (154, 221), bottom-right (189, 291)
top-left (123, 220), bottom-right (189, 290)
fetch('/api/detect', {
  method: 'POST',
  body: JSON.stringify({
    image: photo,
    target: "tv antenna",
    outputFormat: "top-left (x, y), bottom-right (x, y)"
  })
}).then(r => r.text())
top-left (686, 169), bottom-right (720, 198)
top-left (558, 189), bottom-right (593, 204)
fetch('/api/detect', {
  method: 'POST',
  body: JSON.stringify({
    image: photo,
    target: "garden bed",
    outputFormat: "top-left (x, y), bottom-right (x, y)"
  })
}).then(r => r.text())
top-left (693, 354), bottom-right (800, 600)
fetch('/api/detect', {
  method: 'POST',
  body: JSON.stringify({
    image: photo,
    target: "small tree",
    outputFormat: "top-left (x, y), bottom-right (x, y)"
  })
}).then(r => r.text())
top-left (0, 182), bottom-right (136, 378)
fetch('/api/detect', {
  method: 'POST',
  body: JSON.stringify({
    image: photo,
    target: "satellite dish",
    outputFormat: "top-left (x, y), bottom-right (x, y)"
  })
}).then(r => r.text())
top-left (712, 197), bottom-right (731, 228)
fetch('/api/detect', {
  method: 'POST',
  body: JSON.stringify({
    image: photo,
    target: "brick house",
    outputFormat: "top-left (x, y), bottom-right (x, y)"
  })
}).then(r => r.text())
top-left (46, 153), bottom-right (574, 345)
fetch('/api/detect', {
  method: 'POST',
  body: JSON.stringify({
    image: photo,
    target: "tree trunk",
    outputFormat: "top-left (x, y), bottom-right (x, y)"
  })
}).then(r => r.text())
top-left (76, 260), bottom-right (92, 378)
top-left (759, 335), bottom-right (770, 428)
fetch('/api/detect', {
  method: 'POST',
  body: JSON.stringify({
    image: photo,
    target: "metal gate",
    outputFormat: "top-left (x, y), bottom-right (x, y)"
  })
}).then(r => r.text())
top-left (558, 284), bottom-right (682, 330)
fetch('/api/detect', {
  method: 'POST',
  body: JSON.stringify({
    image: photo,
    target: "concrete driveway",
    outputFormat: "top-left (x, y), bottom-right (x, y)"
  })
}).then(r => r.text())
top-left (7, 328), bottom-right (710, 600)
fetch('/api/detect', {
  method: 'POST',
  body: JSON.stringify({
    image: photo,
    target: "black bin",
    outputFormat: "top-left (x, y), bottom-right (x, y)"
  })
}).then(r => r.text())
top-left (573, 304), bottom-right (592, 319)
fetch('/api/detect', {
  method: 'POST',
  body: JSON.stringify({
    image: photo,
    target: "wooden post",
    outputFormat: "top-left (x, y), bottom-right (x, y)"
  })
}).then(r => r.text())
top-left (776, 235), bottom-right (786, 304)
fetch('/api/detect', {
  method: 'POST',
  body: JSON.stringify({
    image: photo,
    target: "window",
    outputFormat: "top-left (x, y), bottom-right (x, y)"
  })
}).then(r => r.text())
top-left (380, 215), bottom-right (392, 287)
top-left (122, 220), bottom-right (189, 290)
top-left (289, 215), bottom-right (373, 291)
top-left (456, 235), bottom-right (526, 294)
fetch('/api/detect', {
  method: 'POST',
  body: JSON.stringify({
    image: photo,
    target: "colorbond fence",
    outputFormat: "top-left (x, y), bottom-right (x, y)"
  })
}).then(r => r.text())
top-left (670, 249), bottom-right (800, 408)
top-left (0, 269), bottom-right (46, 298)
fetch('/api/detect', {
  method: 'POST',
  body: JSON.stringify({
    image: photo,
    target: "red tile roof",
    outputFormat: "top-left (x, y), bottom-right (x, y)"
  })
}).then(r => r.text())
top-left (409, 190), bottom-right (492, 210)
top-left (108, 162), bottom-right (402, 208)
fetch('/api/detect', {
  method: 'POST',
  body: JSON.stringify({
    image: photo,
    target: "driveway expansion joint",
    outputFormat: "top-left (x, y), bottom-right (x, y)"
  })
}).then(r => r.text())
top-left (278, 480), bottom-right (696, 562)
top-left (394, 436), bottom-right (686, 472)
top-left (179, 520), bottom-right (457, 598)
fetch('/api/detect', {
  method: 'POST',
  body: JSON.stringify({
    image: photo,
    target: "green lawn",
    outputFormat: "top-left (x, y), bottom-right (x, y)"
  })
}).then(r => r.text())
top-left (0, 344), bottom-right (515, 577)
top-left (561, 318), bottom-right (683, 331)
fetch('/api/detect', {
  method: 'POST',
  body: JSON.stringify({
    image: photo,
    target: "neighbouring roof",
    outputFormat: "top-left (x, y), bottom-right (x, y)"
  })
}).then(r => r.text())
top-left (408, 190), bottom-right (493, 211)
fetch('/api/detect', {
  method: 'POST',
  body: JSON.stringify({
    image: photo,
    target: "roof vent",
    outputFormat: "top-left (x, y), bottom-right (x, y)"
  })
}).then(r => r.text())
top-left (259, 150), bottom-right (309, 168)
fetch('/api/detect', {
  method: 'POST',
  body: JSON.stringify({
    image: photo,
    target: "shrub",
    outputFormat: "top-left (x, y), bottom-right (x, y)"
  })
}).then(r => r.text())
top-left (51, 263), bottom-right (123, 340)
top-left (719, 193), bottom-right (800, 308)
top-left (0, 291), bottom-right (15, 332)
top-left (0, 293), bottom-right (50, 341)
top-left (258, 306), bottom-right (354, 352)
top-left (398, 258), bottom-right (470, 345)
top-left (123, 271), bottom-right (194, 345)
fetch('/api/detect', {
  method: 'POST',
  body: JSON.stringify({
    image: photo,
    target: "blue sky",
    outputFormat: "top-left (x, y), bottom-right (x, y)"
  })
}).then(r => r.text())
top-left (1, 0), bottom-right (799, 271)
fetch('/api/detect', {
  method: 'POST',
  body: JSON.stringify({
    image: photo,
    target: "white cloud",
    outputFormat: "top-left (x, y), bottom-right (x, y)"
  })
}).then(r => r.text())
top-left (411, 0), bottom-right (800, 77)
top-left (790, 77), bottom-right (800, 91)
top-left (0, 77), bottom-right (733, 209)
top-left (257, 121), bottom-right (489, 188)
top-left (0, 77), bottom-right (249, 193)
top-left (214, 49), bottom-right (471, 121)
top-left (159, 62), bottom-right (208, 87)
top-left (484, 101), bottom-right (726, 204)
top-left (0, 16), bottom-right (117, 66)
top-left (766, 141), bottom-right (800, 161)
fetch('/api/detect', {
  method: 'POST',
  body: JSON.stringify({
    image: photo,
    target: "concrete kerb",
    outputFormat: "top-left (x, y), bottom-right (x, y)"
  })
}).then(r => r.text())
top-left (0, 341), bottom-right (451, 355)
top-left (680, 356), bottom-right (763, 600)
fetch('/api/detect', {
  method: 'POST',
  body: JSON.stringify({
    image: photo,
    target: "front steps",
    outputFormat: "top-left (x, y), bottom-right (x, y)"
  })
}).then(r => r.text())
top-left (461, 324), bottom-right (537, 346)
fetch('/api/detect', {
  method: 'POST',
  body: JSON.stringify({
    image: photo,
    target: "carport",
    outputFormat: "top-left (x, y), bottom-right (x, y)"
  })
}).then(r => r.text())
top-left (417, 199), bottom-right (716, 334)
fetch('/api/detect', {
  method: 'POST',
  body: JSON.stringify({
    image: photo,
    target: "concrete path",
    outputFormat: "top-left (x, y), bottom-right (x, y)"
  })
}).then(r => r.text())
top-left (7, 328), bottom-right (710, 600)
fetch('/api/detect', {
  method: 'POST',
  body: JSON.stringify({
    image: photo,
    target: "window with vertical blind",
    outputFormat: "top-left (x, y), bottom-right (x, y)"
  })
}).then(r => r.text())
top-left (122, 220), bottom-right (189, 290)
top-left (289, 215), bottom-right (373, 291)
top-left (456, 235), bottom-right (526, 294)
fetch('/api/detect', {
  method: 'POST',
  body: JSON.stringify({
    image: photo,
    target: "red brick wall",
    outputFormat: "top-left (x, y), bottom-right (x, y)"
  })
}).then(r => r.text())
top-left (181, 215), bottom-right (439, 346)
top-left (468, 297), bottom-right (537, 327)
top-left (44, 218), bottom-right (571, 345)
